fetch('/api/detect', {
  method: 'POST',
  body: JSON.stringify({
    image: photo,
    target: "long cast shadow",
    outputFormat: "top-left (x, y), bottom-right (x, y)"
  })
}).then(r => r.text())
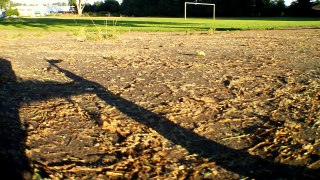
top-left (0, 58), bottom-right (318, 179)
top-left (45, 60), bottom-right (319, 179)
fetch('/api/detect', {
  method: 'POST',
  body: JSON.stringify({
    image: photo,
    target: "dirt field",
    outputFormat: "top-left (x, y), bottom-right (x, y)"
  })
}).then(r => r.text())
top-left (0, 29), bottom-right (319, 179)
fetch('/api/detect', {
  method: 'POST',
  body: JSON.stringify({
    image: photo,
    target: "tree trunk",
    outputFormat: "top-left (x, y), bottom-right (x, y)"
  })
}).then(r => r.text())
top-left (76, 0), bottom-right (86, 16)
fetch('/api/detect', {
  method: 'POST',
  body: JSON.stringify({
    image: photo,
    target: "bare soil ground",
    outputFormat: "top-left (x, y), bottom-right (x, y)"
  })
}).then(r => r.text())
top-left (0, 29), bottom-right (319, 179)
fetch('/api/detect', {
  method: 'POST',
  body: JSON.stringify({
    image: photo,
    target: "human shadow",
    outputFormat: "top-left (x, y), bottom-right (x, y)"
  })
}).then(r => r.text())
top-left (0, 59), bottom-right (31, 179)
top-left (0, 58), bottom-right (318, 179)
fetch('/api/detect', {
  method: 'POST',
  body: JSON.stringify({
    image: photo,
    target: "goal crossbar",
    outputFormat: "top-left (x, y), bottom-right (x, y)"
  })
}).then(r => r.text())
top-left (184, 2), bottom-right (215, 20)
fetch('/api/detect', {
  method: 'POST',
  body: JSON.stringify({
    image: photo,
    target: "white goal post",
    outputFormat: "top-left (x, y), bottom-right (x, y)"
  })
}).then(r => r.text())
top-left (184, 2), bottom-right (215, 20)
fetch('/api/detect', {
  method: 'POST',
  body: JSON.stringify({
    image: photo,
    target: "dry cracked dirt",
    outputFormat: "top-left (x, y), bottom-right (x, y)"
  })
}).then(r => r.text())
top-left (0, 28), bottom-right (319, 179)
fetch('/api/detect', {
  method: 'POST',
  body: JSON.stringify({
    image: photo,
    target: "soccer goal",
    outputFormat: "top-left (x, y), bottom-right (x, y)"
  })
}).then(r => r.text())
top-left (184, 2), bottom-right (215, 20)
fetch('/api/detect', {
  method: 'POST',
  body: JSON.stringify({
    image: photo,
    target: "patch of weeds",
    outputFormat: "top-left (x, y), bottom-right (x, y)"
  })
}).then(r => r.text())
top-left (74, 26), bottom-right (87, 41)
top-left (207, 28), bottom-right (215, 35)
top-left (85, 28), bottom-right (116, 41)
top-left (185, 30), bottom-right (195, 35)
top-left (103, 19), bottom-right (117, 40)
top-left (85, 31), bottom-right (103, 41)
top-left (32, 168), bottom-right (50, 180)
top-left (232, 129), bottom-right (246, 136)
top-left (73, 16), bottom-right (117, 42)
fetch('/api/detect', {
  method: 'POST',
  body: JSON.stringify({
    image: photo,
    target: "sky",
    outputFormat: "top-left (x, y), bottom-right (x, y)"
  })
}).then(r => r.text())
top-left (11, 0), bottom-right (293, 6)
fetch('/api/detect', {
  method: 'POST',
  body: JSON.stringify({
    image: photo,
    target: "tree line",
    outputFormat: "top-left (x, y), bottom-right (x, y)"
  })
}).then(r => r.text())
top-left (1, 0), bottom-right (319, 17)
top-left (79, 0), bottom-right (319, 17)
top-left (77, 0), bottom-right (320, 17)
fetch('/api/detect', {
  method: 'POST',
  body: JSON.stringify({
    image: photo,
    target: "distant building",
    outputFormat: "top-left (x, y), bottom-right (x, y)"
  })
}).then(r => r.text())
top-left (0, 10), bottom-right (4, 18)
top-left (14, 5), bottom-right (74, 17)
top-left (15, 6), bottom-right (49, 16)
top-left (47, 5), bottom-right (75, 14)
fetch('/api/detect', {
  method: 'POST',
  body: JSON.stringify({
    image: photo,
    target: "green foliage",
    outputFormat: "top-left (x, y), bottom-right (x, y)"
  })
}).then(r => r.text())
top-left (5, 8), bottom-right (19, 17)
top-left (64, 0), bottom-right (320, 17)
top-left (84, 0), bottom-right (120, 14)
top-left (287, 0), bottom-right (320, 16)
top-left (0, 0), bottom-right (9, 9)
top-left (103, 0), bottom-right (120, 13)
top-left (119, 0), bottom-right (288, 17)
top-left (53, 2), bottom-right (68, 6)
top-left (121, 0), bottom-right (183, 17)
top-left (69, 0), bottom-right (76, 6)
top-left (119, 0), bottom-right (318, 17)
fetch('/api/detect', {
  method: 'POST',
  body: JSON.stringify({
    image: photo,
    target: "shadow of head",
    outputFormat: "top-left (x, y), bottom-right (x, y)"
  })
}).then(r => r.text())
top-left (46, 59), bottom-right (63, 65)
top-left (0, 58), bottom-right (17, 84)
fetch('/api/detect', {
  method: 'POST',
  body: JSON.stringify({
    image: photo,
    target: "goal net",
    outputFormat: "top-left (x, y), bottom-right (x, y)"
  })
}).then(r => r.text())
top-left (184, 2), bottom-right (215, 20)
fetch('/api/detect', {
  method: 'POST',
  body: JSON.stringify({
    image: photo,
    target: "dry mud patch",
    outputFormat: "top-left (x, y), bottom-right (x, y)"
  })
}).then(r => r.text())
top-left (0, 29), bottom-right (319, 179)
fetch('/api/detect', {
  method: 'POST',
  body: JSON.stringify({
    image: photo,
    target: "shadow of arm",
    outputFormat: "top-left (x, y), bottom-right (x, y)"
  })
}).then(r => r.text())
top-left (48, 60), bottom-right (319, 179)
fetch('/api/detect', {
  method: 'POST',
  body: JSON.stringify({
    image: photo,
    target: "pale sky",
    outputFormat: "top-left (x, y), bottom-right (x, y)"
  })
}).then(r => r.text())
top-left (12, 0), bottom-right (293, 6)
top-left (284, 0), bottom-right (294, 6)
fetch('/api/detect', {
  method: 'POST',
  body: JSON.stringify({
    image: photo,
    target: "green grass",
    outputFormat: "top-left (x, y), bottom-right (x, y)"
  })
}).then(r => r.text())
top-left (0, 16), bottom-right (319, 32)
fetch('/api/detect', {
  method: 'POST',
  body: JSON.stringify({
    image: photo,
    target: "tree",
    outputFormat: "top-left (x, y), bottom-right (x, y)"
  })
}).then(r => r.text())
top-left (271, 0), bottom-right (286, 16)
top-left (100, 0), bottom-right (120, 13)
top-left (83, 0), bottom-right (120, 15)
top-left (0, 0), bottom-right (9, 9)
top-left (5, 8), bottom-right (19, 16)
top-left (287, 0), bottom-right (319, 16)
top-left (117, 0), bottom-right (316, 17)
top-left (121, 0), bottom-right (184, 17)
top-left (70, 0), bottom-right (87, 15)
top-left (53, 2), bottom-right (62, 6)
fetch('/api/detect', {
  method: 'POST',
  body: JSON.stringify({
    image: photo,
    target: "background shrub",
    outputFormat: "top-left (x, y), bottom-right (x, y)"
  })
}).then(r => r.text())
top-left (5, 8), bottom-right (19, 17)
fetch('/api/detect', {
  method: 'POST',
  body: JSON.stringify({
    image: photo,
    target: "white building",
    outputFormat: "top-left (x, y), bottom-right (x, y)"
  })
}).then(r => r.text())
top-left (15, 5), bottom-right (74, 17)
top-left (15, 5), bottom-right (49, 16)
top-left (47, 5), bottom-right (73, 14)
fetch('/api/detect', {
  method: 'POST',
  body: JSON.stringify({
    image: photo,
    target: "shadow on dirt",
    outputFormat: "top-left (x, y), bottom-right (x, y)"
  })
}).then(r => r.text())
top-left (0, 59), bottom-right (31, 179)
top-left (0, 58), bottom-right (318, 179)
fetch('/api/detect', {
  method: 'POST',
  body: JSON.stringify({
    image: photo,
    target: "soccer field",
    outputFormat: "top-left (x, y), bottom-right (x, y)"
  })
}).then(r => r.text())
top-left (0, 16), bottom-right (319, 32)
